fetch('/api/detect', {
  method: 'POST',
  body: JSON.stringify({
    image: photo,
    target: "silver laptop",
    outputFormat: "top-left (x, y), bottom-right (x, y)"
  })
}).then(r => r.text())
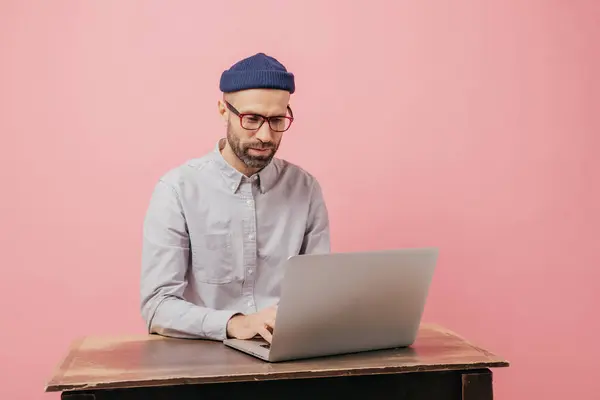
top-left (223, 247), bottom-right (438, 362)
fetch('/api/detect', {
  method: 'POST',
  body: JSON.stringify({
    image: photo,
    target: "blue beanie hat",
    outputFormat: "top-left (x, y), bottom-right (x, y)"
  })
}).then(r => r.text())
top-left (219, 53), bottom-right (295, 94)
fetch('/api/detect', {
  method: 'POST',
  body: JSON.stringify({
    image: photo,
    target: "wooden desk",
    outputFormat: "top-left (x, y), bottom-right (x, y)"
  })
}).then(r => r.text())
top-left (45, 323), bottom-right (508, 399)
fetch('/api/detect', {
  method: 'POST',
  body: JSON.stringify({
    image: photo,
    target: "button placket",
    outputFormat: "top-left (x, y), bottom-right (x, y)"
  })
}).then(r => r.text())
top-left (240, 180), bottom-right (257, 312)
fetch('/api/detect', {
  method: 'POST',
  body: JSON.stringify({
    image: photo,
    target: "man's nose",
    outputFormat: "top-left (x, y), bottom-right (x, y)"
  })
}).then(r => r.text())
top-left (255, 120), bottom-right (274, 142)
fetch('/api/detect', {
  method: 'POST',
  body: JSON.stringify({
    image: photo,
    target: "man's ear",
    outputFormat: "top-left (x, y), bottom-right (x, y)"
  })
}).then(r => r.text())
top-left (217, 99), bottom-right (228, 124)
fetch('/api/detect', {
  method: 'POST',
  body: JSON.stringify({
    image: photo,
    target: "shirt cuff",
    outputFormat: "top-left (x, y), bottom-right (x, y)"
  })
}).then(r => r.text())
top-left (203, 309), bottom-right (241, 341)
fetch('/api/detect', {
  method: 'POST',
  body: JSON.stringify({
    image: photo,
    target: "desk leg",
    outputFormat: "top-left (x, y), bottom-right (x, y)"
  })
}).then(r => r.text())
top-left (462, 370), bottom-right (494, 400)
top-left (62, 394), bottom-right (96, 400)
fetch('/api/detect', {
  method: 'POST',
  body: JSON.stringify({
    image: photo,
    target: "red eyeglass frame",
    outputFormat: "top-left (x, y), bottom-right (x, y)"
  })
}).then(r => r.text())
top-left (225, 101), bottom-right (294, 132)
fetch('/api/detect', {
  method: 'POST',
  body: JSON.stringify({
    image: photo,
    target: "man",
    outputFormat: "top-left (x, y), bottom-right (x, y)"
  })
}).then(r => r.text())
top-left (140, 53), bottom-right (330, 343)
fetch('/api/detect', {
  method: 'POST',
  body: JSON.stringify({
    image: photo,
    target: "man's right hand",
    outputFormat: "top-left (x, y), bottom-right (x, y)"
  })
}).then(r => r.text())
top-left (226, 305), bottom-right (278, 343)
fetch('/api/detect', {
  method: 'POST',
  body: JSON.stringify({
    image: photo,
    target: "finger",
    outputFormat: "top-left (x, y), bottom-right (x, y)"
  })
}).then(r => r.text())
top-left (265, 318), bottom-right (276, 331)
top-left (258, 325), bottom-right (273, 343)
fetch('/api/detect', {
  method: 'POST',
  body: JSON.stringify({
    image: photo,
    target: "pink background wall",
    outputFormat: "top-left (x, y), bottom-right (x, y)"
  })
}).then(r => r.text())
top-left (1, 1), bottom-right (599, 399)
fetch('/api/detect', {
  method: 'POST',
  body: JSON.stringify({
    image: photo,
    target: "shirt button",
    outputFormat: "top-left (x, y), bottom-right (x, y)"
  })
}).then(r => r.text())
top-left (246, 199), bottom-right (253, 207)
top-left (231, 184), bottom-right (236, 190)
top-left (248, 233), bottom-right (255, 240)
top-left (248, 269), bottom-right (253, 275)
top-left (247, 301), bottom-right (253, 307)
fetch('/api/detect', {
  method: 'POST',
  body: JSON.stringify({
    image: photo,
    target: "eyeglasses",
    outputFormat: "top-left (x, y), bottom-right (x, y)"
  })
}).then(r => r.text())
top-left (225, 101), bottom-right (294, 132)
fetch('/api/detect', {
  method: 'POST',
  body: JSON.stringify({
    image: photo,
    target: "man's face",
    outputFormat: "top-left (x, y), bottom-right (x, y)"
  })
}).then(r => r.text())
top-left (221, 89), bottom-right (291, 170)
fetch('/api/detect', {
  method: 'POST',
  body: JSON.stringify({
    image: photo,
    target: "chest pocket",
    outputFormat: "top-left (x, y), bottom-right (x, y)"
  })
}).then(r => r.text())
top-left (191, 233), bottom-right (234, 284)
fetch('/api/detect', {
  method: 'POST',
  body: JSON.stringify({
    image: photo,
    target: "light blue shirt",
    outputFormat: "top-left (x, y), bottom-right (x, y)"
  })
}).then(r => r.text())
top-left (140, 139), bottom-right (330, 340)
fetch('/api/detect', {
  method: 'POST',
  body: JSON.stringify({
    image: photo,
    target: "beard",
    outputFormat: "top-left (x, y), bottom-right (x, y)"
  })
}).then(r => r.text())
top-left (226, 123), bottom-right (279, 169)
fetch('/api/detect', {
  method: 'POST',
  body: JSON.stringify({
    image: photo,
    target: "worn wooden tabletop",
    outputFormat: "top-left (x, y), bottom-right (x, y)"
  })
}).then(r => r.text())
top-left (45, 323), bottom-right (509, 393)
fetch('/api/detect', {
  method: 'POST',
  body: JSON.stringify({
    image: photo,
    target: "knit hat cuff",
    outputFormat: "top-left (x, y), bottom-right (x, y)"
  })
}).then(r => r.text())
top-left (219, 69), bottom-right (295, 94)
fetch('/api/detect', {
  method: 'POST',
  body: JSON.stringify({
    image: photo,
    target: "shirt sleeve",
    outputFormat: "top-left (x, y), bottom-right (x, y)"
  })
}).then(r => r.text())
top-left (300, 179), bottom-right (331, 254)
top-left (140, 180), bottom-right (238, 341)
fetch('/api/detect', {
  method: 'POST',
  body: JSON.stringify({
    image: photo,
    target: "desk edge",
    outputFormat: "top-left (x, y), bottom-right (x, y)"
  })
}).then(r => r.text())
top-left (45, 359), bottom-right (509, 393)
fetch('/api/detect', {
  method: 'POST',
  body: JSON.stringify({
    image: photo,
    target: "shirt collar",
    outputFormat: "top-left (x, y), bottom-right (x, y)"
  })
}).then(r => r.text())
top-left (213, 138), bottom-right (278, 194)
